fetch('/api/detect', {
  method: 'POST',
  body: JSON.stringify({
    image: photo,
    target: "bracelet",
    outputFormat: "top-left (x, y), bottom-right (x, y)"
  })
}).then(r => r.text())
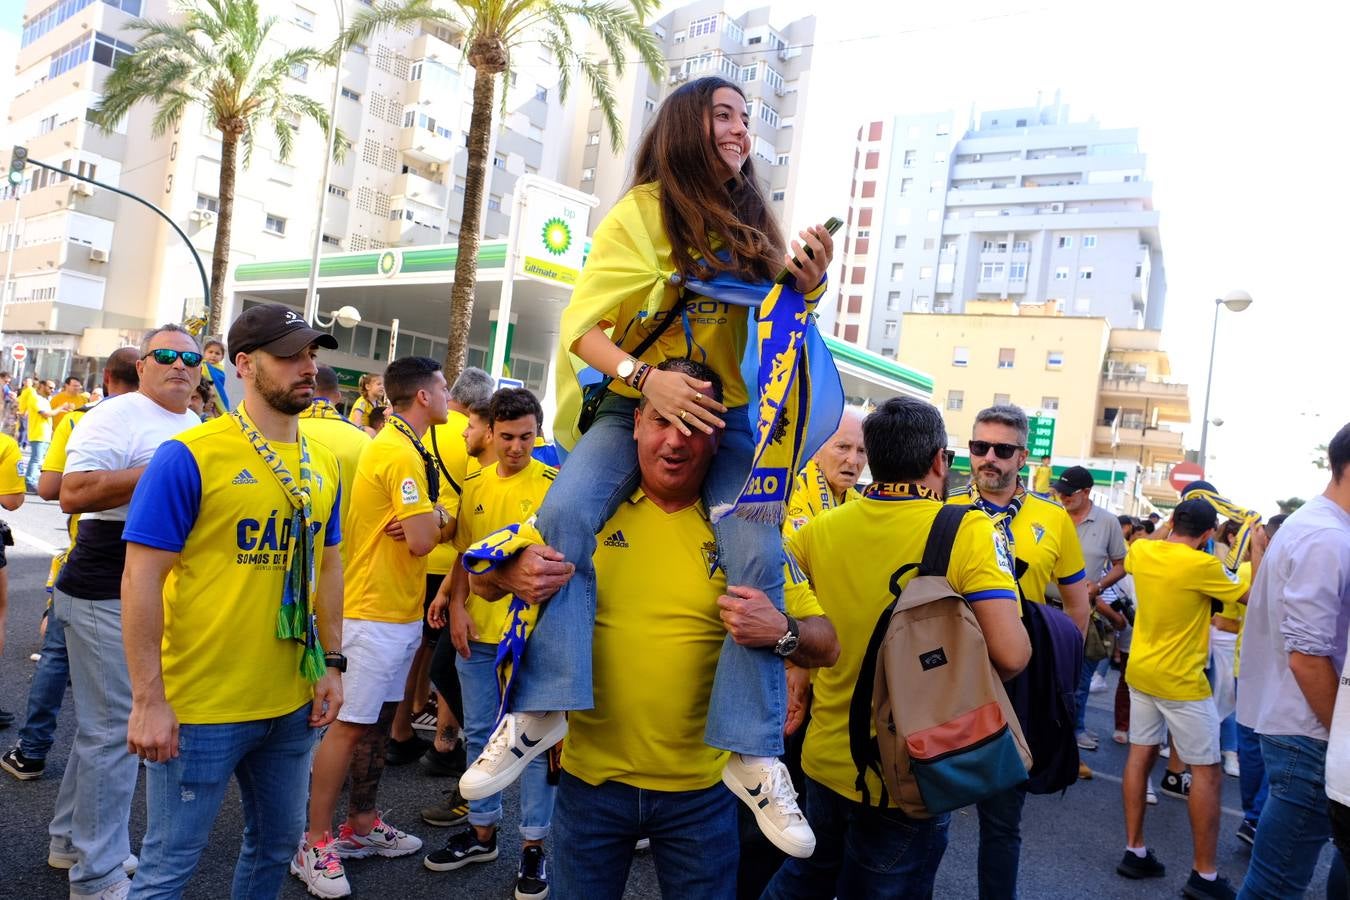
top-left (633, 362), bottom-right (652, 392)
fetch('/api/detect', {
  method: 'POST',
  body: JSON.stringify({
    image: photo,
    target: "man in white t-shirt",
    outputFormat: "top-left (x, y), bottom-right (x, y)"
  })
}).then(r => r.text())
top-left (49, 325), bottom-right (203, 899)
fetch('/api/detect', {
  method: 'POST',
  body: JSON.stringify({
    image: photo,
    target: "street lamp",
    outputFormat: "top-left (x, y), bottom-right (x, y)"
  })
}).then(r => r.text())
top-left (303, 0), bottom-right (346, 326)
top-left (1198, 290), bottom-right (1252, 468)
top-left (314, 305), bottom-right (361, 329)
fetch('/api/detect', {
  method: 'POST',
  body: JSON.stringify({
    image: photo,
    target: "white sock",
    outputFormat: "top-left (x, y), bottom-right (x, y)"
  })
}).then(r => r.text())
top-left (1197, 871), bottom-right (1217, 881)
top-left (1125, 846), bottom-right (1147, 858)
top-left (739, 754), bottom-right (777, 768)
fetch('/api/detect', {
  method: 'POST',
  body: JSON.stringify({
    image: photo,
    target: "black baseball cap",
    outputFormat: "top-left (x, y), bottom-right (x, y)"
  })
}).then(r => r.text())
top-left (228, 304), bottom-right (338, 360)
top-left (1051, 465), bottom-right (1094, 494)
top-left (1172, 497), bottom-right (1218, 534)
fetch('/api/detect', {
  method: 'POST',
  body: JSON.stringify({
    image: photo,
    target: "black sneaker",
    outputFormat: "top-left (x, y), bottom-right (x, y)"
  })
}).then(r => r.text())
top-left (424, 827), bottom-right (498, 872)
top-left (421, 742), bottom-right (467, 778)
top-left (1235, 819), bottom-right (1256, 847)
top-left (385, 735), bottom-right (430, 766)
top-left (421, 787), bottom-right (470, 827)
top-left (1116, 849), bottom-right (1165, 879)
top-left (515, 845), bottom-right (549, 899)
top-left (1160, 770), bottom-right (1191, 800)
top-left (1182, 870), bottom-right (1236, 900)
top-left (1, 747), bottom-right (45, 780)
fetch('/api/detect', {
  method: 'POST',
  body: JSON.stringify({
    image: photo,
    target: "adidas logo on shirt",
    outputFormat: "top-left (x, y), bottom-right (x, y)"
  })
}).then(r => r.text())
top-left (602, 530), bottom-right (628, 548)
top-left (232, 469), bottom-right (259, 485)
top-left (474, 503), bottom-right (485, 514)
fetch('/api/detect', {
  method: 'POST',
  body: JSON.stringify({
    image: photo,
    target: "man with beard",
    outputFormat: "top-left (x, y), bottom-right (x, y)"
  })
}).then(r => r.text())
top-left (784, 407), bottom-right (866, 534)
top-left (120, 305), bottom-right (345, 898)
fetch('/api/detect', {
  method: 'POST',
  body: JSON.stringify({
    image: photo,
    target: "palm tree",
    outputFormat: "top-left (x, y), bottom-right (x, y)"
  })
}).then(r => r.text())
top-left (92, 0), bottom-right (343, 336)
top-left (337, 0), bottom-right (662, 379)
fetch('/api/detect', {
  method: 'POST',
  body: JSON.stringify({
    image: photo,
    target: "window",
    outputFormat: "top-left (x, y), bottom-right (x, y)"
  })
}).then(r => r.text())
top-left (942, 240), bottom-right (956, 252)
top-left (1054, 266), bottom-right (1069, 281)
top-left (326, 184), bottom-right (347, 199)
top-left (408, 60), bottom-right (422, 81)
top-left (644, 97), bottom-right (656, 114)
top-left (195, 194), bottom-right (219, 213)
top-left (851, 267), bottom-right (866, 284)
top-left (740, 62), bottom-right (757, 82)
top-left (493, 153), bottom-right (507, 169)
top-left (776, 153), bottom-right (789, 167)
top-left (883, 320), bottom-right (898, 338)
top-left (1079, 266), bottom-right (1094, 280)
top-left (38, 114), bottom-right (56, 134)
top-left (997, 348), bottom-right (1015, 369)
top-left (487, 195), bottom-right (502, 212)
top-left (993, 393), bottom-right (1010, 406)
top-left (919, 266), bottom-right (934, 279)
top-left (1135, 263), bottom-right (1143, 277)
top-left (1009, 262), bottom-right (1027, 280)
top-left (886, 291), bottom-right (900, 311)
top-left (929, 179), bottom-right (943, 193)
top-left (688, 15), bottom-right (717, 37)
top-left (1013, 240), bottom-right (1029, 251)
top-left (947, 390), bottom-right (964, 411)
top-left (321, 233), bottom-right (341, 247)
top-left (454, 177), bottom-right (466, 193)
top-left (587, 132), bottom-right (600, 146)
top-left (291, 5), bottom-right (316, 30)
top-left (264, 214), bottom-right (286, 235)
top-left (1083, 235), bottom-right (1098, 248)
top-left (903, 150), bottom-right (916, 168)
top-left (860, 181), bottom-right (876, 198)
top-left (92, 32), bottom-right (135, 68)
top-left (1046, 351), bottom-right (1064, 368)
top-left (1074, 295), bottom-right (1091, 314)
top-left (289, 61), bottom-right (309, 82)
top-left (770, 190), bottom-right (785, 201)
top-left (900, 178), bottom-right (913, 195)
top-left (1057, 236), bottom-right (1073, 249)
top-left (758, 102), bottom-right (780, 128)
top-left (340, 86), bottom-right (361, 102)
top-left (923, 238), bottom-right (935, 250)
top-left (915, 294), bottom-right (931, 312)
top-left (893, 235), bottom-right (906, 250)
top-left (891, 263), bottom-right (904, 280)
top-left (534, 85), bottom-right (548, 102)
top-left (952, 346), bottom-right (969, 367)
top-left (1042, 396), bottom-right (1060, 411)
top-left (980, 262), bottom-right (1004, 280)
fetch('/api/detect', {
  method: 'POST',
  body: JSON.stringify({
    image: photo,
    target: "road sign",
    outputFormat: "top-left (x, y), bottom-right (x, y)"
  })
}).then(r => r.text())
top-left (496, 377), bottom-right (524, 390)
top-left (1027, 415), bottom-right (1056, 458)
top-left (1169, 461), bottom-right (1205, 493)
top-left (10, 343), bottom-right (26, 363)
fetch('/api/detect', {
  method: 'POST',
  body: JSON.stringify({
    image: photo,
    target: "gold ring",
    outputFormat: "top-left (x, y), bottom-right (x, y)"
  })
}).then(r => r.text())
top-left (678, 409), bottom-right (688, 420)
top-left (692, 392), bottom-right (702, 403)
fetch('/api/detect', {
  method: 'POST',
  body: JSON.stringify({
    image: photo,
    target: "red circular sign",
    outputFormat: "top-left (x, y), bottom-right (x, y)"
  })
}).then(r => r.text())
top-left (10, 343), bottom-right (26, 362)
top-left (1168, 461), bottom-right (1205, 493)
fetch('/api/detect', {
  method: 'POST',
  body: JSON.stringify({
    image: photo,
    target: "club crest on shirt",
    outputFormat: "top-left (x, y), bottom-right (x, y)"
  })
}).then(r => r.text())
top-left (993, 531), bottom-right (1014, 577)
top-left (400, 477), bottom-right (420, 505)
top-left (701, 539), bottom-right (720, 577)
top-left (1032, 523), bottom-right (1046, 544)
top-left (519, 499), bottom-right (534, 518)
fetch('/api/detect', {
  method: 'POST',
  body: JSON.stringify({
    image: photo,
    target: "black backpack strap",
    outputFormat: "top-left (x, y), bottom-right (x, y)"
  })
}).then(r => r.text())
top-left (427, 426), bottom-right (460, 496)
top-left (920, 504), bottom-right (973, 577)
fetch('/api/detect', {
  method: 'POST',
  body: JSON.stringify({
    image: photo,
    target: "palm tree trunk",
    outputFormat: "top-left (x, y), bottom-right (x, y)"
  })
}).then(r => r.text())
top-left (207, 129), bottom-right (239, 337)
top-left (444, 58), bottom-right (498, 381)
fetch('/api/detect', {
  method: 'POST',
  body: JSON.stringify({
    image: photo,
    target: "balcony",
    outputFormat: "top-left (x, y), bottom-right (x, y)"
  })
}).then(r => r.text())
top-left (397, 126), bottom-right (457, 165)
top-left (1139, 469), bottom-right (1181, 506)
top-left (1099, 377), bottom-right (1190, 421)
top-left (391, 171), bottom-right (449, 210)
top-left (1093, 422), bottom-right (1184, 458)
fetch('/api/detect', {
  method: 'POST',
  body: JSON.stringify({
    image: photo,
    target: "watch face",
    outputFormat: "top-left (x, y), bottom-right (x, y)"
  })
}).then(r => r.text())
top-left (616, 359), bottom-right (636, 379)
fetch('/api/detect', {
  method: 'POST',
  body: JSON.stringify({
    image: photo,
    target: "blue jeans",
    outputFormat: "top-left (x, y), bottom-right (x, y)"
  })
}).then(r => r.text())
top-left (24, 438), bottom-right (48, 487)
top-left (17, 606), bottom-right (68, 759)
top-left (975, 785), bottom-right (1027, 900)
top-left (50, 590), bottom-right (139, 896)
top-left (1074, 656), bottom-right (1095, 735)
top-left (1237, 721), bottom-right (1269, 825)
top-left (130, 704), bottom-right (316, 900)
top-left (1221, 713), bottom-right (1238, 754)
top-left (553, 770), bottom-right (738, 899)
top-left (762, 777), bottom-right (950, 899)
top-left (1238, 734), bottom-right (1330, 899)
top-left (457, 640), bottom-right (554, 839)
top-left (519, 393), bottom-right (786, 756)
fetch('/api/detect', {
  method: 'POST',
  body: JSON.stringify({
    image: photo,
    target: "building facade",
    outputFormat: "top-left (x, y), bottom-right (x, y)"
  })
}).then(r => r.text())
top-left (0, 0), bottom-right (568, 380)
top-left (560, 1), bottom-right (816, 226)
top-left (833, 93), bottom-right (1167, 358)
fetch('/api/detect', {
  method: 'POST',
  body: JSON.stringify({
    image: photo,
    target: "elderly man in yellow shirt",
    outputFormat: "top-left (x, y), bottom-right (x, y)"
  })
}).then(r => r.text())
top-left (784, 406), bottom-right (866, 535)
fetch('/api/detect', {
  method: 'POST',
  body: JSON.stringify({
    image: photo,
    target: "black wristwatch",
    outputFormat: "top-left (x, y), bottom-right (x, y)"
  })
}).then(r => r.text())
top-left (773, 614), bottom-right (800, 658)
top-left (324, 652), bottom-right (348, 673)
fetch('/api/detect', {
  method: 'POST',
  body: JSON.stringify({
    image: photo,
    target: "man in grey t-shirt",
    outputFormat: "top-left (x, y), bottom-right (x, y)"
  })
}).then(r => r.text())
top-left (1054, 466), bottom-right (1128, 757)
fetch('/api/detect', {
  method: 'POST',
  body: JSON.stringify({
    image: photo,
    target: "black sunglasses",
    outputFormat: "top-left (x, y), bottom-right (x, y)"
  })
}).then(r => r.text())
top-left (968, 440), bottom-right (1023, 460)
top-left (940, 448), bottom-right (956, 467)
top-left (143, 349), bottom-right (204, 368)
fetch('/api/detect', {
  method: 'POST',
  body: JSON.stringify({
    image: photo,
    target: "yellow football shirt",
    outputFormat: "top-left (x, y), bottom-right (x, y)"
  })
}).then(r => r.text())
top-left (26, 394), bottom-right (53, 444)
top-left (948, 490), bottom-right (1086, 608)
top-left (298, 402), bottom-right (371, 551)
top-left (1125, 539), bottom-right (1251, 701)
top-left (41, 409), bottom-right (85, 474)
top-left (783, 459), bottom-right (860, 536)
top-left (1033, 465), bottom-right (1053, 495)
top-left (789, 492), bottom-right (1018, 804)
top-left (453, 458), bottom-right (556, 642)
top-left (427, 410), bottom-right (472, 576)
top-left (0, 433), bottom-right (26, 495)
top-left (343, 424), bottom-right (438, 624)
top-left (50, 389), bottom-right (88, 430)
top-left (1234, 560), bottom-right (1252, 676)
top-left (564, 491), bottom-right (823, 792)
top-left (121, 415), bottom-right (343, 724)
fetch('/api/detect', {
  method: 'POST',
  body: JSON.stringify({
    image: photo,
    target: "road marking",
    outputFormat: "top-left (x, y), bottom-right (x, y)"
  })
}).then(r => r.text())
top-left (11, 526), bottom-right (61, 557)
top-left (1080, 768), bottom-right (1246, 818)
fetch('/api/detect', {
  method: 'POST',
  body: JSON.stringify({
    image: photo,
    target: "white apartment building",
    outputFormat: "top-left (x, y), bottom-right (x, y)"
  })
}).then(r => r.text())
top-left (561, 1), bottom-right (815, 225)
top-left (832, 93), bottom-right (1167, 358)
top-left (0, 0), bottom-right (569, 381)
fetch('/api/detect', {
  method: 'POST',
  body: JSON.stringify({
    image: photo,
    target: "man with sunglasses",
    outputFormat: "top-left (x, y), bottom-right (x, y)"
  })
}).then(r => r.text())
top-left (48, 324), bottom-right (204, 900)
top-left (947, 404), bottom-right (1089, 900)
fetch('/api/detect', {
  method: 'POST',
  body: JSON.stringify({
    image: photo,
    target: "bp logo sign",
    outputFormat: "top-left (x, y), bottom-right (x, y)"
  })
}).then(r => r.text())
top-left (541, 217), bottom-right (571, 256)
top-left (378, 250), bottom-right (400, 277)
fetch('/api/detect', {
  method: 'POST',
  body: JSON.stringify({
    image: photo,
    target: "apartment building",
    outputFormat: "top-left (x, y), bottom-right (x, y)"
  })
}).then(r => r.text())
top-left (0, 0), bottom-right (568, 380)
top-left (898, 300), bottom-right (1190, 508)
top-left (561, 1), bottom-right (815, 225)
top-left (834, 93), bottom-right (1167, 358)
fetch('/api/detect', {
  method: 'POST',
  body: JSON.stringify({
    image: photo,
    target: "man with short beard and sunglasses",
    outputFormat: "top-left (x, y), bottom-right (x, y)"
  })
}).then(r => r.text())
top-left (120, 305), bottom-right (345, 899)
top-left (947, 404), bottom-right (1090, 900)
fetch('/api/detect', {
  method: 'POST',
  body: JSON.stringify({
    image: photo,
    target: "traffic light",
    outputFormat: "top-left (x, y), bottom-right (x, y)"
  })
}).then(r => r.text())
top-left (8, 146), bottom-right (27, 186)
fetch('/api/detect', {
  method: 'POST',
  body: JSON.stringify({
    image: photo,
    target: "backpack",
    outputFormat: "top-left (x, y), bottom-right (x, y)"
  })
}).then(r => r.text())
top-left (1004, 581), bottom-right (1083, 795)
top-left (849, 505), bottom-right (1032, 818)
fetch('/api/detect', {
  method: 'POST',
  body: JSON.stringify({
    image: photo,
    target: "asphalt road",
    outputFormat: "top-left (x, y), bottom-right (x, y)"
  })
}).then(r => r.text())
top-left (0, 496), bottom-right (1336, 899)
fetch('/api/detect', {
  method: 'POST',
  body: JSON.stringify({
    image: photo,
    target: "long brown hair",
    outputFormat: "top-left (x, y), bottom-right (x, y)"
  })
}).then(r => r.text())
top-left (631, 77), bottom-right (785, 282)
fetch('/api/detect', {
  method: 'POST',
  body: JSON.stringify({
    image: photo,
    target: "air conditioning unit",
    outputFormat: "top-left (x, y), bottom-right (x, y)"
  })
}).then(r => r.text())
top-left (71, 181), bottom-right (94, 197)
top-left (774, 84), bottom-right (786, 97)
top-left (1049, 202), bottom-right (1064, 213)
top-left (189, 208), bottom-right (216, 224)
top-left (777, 47), bottom-right (790, 61)
top-left (89, 248), bottom-right (108, 262)
top-left (668, 71), bottom-right (688, 85)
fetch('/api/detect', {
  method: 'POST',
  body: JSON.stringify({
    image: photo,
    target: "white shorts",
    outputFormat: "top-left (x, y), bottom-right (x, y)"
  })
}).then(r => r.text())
top-left (338, 618), bottom-right (423, 724)
top-left (1128, 687), bottom-right (1221, 765)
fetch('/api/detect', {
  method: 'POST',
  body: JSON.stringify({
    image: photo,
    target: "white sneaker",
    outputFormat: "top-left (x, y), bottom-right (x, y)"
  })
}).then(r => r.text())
top-left (1223, 750), bottom-right (1240, 778)
top-left (634, 837), bottom-right (651, 852)
top-left (48, 848), bottom-right (137, 874)
top-left (1159, 744), bottom-right (1170, 759)
top-left (1089, 674), bottom-right (1108, 693)
top-left (291, 837), bottom-right (352, 898)
top-left (333, 817), bottom-right (422, 858)
top-left (76, 878), bottom-right (131, 900)
top-left (459, 712), bottom-right (567, 801)
top-left (1145, 781), bottom-right (1158, 806)
top-left (721, 755), bottom-right (815, 858)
